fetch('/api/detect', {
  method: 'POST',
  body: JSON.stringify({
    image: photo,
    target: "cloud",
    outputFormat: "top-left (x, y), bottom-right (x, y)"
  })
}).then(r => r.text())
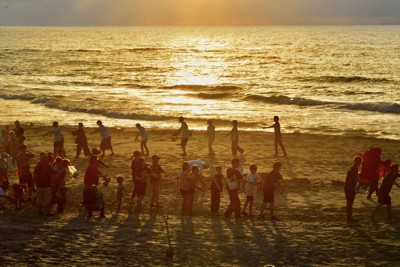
top-left (0, 0), bottom-right (399, 26)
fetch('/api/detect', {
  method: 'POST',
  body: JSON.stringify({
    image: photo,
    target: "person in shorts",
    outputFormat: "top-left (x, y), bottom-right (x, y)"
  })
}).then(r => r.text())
top-left (242, 164), bottom-right (261, 217)
top-left (172, 116), bottom-right (191, 157)
top-left (259, 162), bottom-right (287, 220)
top-left (149, 155), bottom-right (166, 207)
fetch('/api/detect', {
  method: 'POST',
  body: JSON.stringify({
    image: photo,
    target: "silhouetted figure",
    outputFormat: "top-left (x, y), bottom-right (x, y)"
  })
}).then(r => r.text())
top-left (72, 122), bottom-right (91, 157)
top-left (210, 166), bottom-right (224, 214)
top-left (172, 116), bottom-right (190, 156)
top-left (228, 120), bottom-right (244, 157)
top-left (83, 185), bottom-right (105, 219)
top-left (242, 164), bottom-right (261, 217)
top-left (13, 120), bottom-right (25, 144)
top-left (345, 156), bottom-right (362, 222)
top-left (16, 144), bottom-right (35, 201)
top-left (91, 120), bottom-right (114, 156)
top-left (224, 158), bottom-right (242, 219)
top-left (135, 123), bottom-right (149, 156)
top-left (264, 116), bottom-right (287, 157)
top-left (33, 154), bottom-right (54, 216)
top-left (84, 156), bottom-right (104, 188)
top-left (44, 121), bottom-right (64, 156)
top-left (371, 164), bottom-right (400, 221)
top-left (131, 151), bottom-right (148, 213)
top-left (259, 162), bottom-right (287, 221)
top-left (206, 119), bottom-right (215, 155)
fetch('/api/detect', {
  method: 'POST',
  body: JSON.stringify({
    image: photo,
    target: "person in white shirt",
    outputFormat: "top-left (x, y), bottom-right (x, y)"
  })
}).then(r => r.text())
top-left (134, 123), bottom-right (149, 156)
top-left (242, 164), bottom-right (260, 217)
top-left (91, 120), bottom-right (114, 156)
top-left (44, 121), bottom-right (64, 156)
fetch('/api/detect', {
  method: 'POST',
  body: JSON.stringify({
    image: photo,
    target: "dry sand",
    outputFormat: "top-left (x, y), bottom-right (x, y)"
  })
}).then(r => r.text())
top-left (1, 125), bottom-right (400, 266)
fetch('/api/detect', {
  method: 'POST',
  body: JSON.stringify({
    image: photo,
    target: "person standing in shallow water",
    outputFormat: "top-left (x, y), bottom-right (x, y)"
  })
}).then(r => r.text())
top-left (228, 120), bottom-right (244, 157)
top-left (172, 116), bottom-right (190, 157)
top-left (206, 119), bottom-right (215, 155)
top-left (134, 123), bottom-right (149, 156)
top-left (264, 116), bottom-right (287, 157)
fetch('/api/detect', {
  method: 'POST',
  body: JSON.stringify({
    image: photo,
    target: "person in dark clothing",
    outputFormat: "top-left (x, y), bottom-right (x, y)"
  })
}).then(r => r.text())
top-left (344, 156), bottom-right (362, 222)
top-left (371, 164), bottom-right (400, 220)
top-left (131, 151), bottom-right (148, 213)
top-left (72, 122), bottom-right (91, 157)
top-left (211, 166), bottom-right (224, 213)
top-left (84, 156), bottom-right (104, 188)
top-left (83, 185), bottom-right (105, 219)
top-left (259, 162), bottom-right (287, 220)
top-left (228, 120), bottom-right (244, 157)
top-left (16, 144), bottom-right (35, 201)
top-left (13, 120), bottom-right (25, 144)
top-left (263, 116), bottom-right (287, 157)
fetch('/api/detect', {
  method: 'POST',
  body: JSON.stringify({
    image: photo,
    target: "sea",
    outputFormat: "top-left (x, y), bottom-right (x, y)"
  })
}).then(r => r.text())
top-left (1, 26), bottom-right (400, 139)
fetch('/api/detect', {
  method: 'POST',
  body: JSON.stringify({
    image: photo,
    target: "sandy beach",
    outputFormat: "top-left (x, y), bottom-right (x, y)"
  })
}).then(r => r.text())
top-left (1, 124), bottom-right (400, 266)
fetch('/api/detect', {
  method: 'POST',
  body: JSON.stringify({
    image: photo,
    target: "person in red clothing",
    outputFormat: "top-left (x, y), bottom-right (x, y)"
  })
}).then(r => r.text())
top-left (33, 154), bottom-right (54, 216)
top-left (84, 156), bottom-right (104, 188)
top-left (259, 162), bottom-right (287, 221)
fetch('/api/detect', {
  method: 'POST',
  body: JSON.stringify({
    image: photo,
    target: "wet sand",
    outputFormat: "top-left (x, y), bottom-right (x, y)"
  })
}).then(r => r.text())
top-left (1, 125), bottom-right (400, 266)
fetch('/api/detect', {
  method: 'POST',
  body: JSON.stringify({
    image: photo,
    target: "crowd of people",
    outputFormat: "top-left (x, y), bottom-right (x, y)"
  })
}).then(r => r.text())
top-left (0, 116), bottom-right (399, 223)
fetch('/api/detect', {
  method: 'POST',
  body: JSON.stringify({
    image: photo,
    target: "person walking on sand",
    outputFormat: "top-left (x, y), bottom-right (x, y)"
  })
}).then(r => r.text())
top-left (91, 120), bottom-right (114, 156)
top-left (263, 116), bottom-right (287, 157)
top-left (72, 122), bottom-right (91, 157)
top-left (172, 116), bottom-right (191, 157)
top-left (345, 156), bottom-right (362, 222)
top-left (44, 121), bottom-right (65, 156)
top-left (224, 158), bottom-right (243, 219)
top-left (206, 119), bottom-right (216, 155)
top-left (228, 120), bottom-right (244, 157)
top-left (371, 164), bottom-right (400, 221)
top-left (134, 123), bottom-right (149, 156)
top-left (259, 162), bottom-right (288, 221)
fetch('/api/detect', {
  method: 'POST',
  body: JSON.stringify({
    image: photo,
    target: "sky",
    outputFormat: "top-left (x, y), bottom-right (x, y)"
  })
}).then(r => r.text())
top-left (0, 0), bottom-right (399, 26)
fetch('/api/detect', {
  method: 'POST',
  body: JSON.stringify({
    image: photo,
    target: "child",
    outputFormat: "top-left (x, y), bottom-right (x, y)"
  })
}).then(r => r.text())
top-left (371, 164), bottom-right (400, 220)
top-left (242, 164), bottom-right (261, 217)
top-left (210, 166), bottom-right (224, 214)
top-left (224, 158), bottom-right (242, 219)
top-left (116, 176), bottom-right (128, 214)
top-left (9, 131), bottom-right (19, 165)
top-left (149, 155), bottom-right (166, 207)
top-left (345, 156), bottom-right (362, 222)
top-left (259, 162), bottom-right (287, 220)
